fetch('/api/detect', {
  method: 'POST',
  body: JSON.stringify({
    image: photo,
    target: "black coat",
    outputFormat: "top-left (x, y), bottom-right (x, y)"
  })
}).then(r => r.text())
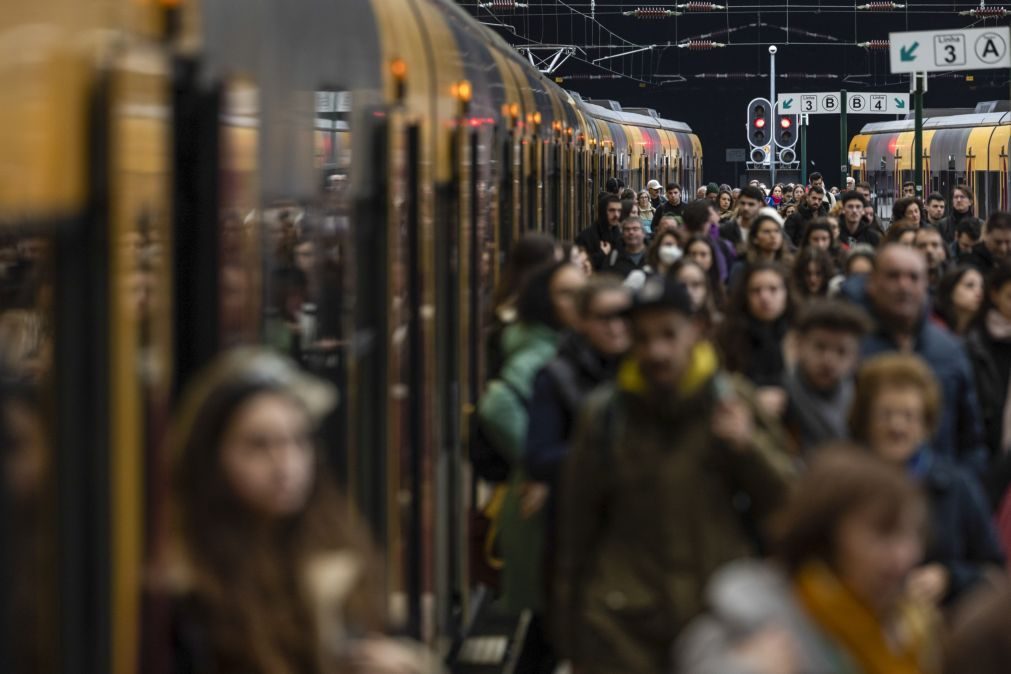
top-left (784, 202), bottom-right (827, 246)
top-left (606, 249), bottom-right (647, 279)
top-left (938, 210), bottom-right (983, 244)
top-left (576, 222), bottom-right (623, 270)
top-left (965, 329), bottom-right (1010, 459)
top-left (915, 450), bottom-right (1006, 604)
top-left (959, 241), bottom-right (1001, 272)
top-left (651, 200), bottom-right (685, 231)
top-left (839, 219), bottom-right (882, 248)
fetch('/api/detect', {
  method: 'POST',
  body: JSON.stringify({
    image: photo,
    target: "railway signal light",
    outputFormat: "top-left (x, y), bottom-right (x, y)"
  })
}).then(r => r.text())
top-left (747, 97), bottom-right (772, 150)
top-left (776, 113), bottom-right (797, 149)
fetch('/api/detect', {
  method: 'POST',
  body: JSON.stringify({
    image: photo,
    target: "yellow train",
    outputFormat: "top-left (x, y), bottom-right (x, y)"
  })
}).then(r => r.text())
top-left (0, 0), bottom-right (701, 670)
top-left (850, 103), bottom-right (1010, 215)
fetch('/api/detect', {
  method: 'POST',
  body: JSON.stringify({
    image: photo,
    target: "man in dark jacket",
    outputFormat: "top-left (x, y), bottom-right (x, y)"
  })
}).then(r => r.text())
top-left (606, 217), bottom-right (648, 278)
top-left (555, 275), bottom-right (795, 674)
top-left (576, 194), bottom-right (623, 271)
top-left (784, 186), bottom-right (828, 246)
top-left (683, 199), bottom-right (737, 283)
top-left (840, 245), bottom-right (988, 473)
top-left (839, 190), bottom-right (881, 248)
top-left (938, 185), bottom-right (984, 244)
top-left (650, 181), bottom-right (685, 230)
top-left (719, 185), bottom-right (764, 248)
top-left (645, 179), bottom-right (665, 210)
top-left (960, 211), bottom-right (1011, 272)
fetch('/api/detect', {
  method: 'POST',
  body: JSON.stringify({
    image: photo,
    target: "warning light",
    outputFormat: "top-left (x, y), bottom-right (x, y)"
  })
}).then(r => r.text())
top-left (453, 80), bottom-right (472, 102)
top-left (754, 118), bottom-right (766, 129)
top-left (780, 117), bottom-right (792, 128)
top-left (390, 58), bottom-right (407, 80)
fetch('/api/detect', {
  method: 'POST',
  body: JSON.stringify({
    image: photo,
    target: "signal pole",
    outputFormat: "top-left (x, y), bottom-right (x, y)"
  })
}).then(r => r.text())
top-left (769, 45), bottom-right (777, 185)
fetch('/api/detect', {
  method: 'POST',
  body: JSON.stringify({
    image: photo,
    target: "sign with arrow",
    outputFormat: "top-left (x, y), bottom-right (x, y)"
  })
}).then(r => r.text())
top-left (890, 26), bottom-right (1011, 73)
top-left (777, 92), bottom-right (909, 115)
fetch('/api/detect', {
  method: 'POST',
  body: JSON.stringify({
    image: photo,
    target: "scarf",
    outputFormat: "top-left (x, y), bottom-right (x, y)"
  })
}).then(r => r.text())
top-left (617, 340), bottom-right (718, 398)
top-left (793, 562), bottom-right (937, 674)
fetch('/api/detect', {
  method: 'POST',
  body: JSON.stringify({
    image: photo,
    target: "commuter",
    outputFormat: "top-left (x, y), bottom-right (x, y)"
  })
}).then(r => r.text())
top-left (684, 235), bottom-right (725, 302)
top-left (683, 199), bottom-right (737, 284)
top-left (884, 224), bottom-right (919, 247)
top-left (852, 354), bottom-right (1004, 607)
top-left (487, 233), bottom-right (560, 377)
top-left (925, 192), bottom-right (946, 227)
top-left (971, 264), bottom-right (1011, 459)
top-left (934, 266), bottom-right (984, 337)
top-left (839, 191), bottom-right (882, 248)
top-left (620, 188), bottom-right (636, 203)
top-left (696, 185), bottom-right (707, 199)
top-left (716, 262), bottom-right (794, 416)
top-left (670, 258), bottom-right (724, 336)
top-left (565, 242), bottom-right (593, 277)
top-left (706, 182), bottom-right (720, 204)
top-left (780, 201), bottom-right (798, 221)
top-left (766, 183), bottom-right (785, 208)
top-left (636, 189), bottom-right (655, 229)
top-left (555, 275), bottom-right (795, 674)
top-left (846, 177), bottom-right (856, 191)
top-left (959, 211), bottom-right (1011, 272)
top-left (163, 349), bottom-right (434, 673)
top-left (604, 177), bottom-right (620, 196)
top-left (893, 197), bottom-right (923, 227)
top-left (784, 186), bottom-right (829, 247)
top-left (606, 217), bottom-right (648, 279)
top-left (799, 219), bottom-right (836, 254)
top-left (719, 185), bottom-right (765, 248)
top-left (645, 179), bottom-right (664, 209)
top-left (783, 302), bottom-right (870, 452)
top-left (843, 244), bottom-right (876, 277)
top-left (855, 180), bottom-right (872, 203)
top-left (478, 261), bottom-right (585, 616)
top-left (937, 185), bottom-right (983, 244)
top-left (944, 584), bottom-right (1011, 674)
top-left (914, 226), bottom-right (949, 292)
top-left (792, 247), bottom-right (835, 301)
top-left (677, 449), bottom-right (939, 674)
top-left (954, 218), bottom-right (982, 257)
top-left (842, 245), bottom-right (988, 471)
top-left (645, 227), bottom-right (683, 277)
top-left (902, 180), bottom-right (917, 198)
top-left (650, 182), bottom-right (685, 231)
top-left (740, 208), bottom-right (793, 269)
top-left (809, 172), bottom-right (836, 207)
top-left (717, 189), bottom-right (735, 220)
top-left (791, 184), bottom-right (806, 204)
top-left (576, 194), bottom-right (623, 271)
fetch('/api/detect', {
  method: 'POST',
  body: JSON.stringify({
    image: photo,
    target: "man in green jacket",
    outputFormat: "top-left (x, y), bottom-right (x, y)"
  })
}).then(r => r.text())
top-left (554, 276), bottom-right (796, 674)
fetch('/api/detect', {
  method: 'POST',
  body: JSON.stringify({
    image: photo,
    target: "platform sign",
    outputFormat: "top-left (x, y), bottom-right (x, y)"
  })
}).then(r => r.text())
top-left (778, 92), bottom-right (839, 115)
top-left (726, 148), bottom-right (746, 162)
top-left (889, 26), bottom-right (1011, 74)
top-left (778, 92), bottom-right (908, 115)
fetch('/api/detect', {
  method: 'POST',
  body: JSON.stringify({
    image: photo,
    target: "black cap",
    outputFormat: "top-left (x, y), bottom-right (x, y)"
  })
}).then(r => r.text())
top-left (628, 275), bottom-right (695, 317)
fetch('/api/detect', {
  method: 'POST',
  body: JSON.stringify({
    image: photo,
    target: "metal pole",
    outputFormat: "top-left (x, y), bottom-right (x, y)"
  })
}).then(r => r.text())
top-left (914, 72), bottom-right (924, 197)
top-left (769, 46), bottom-right (777, 186)
top-left (801, 114), bottom-right (808, 185)
top-left (840, 89), bottom-right (848, 189)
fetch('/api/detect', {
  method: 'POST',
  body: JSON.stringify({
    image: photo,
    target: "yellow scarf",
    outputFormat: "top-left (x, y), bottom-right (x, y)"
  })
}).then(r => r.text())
top-left (793, 562), bottom-right (938, 674)
top-left (617, 340), bottom-right (719, 397)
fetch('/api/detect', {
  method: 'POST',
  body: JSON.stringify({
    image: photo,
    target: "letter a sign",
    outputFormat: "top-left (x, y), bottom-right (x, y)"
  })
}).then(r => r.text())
top-left (890, 26), bottom-right (1011, 73)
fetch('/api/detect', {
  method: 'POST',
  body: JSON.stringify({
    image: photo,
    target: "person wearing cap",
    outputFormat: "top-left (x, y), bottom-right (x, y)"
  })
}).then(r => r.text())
top-left (705, 182), bottom-right (720, 204)
top-left (554, 276), bottom-right (795, 674)
top-left (645, 179), bottom-right (665, 210)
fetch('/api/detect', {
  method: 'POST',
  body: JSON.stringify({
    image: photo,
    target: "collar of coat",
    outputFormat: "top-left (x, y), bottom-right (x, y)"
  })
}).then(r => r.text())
top-left (617, 340), bottom-right (718, 398)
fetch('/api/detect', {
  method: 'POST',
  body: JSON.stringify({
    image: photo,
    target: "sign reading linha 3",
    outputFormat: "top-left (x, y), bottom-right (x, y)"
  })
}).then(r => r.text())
top-left (889, 26), bottom-right (1011, 73)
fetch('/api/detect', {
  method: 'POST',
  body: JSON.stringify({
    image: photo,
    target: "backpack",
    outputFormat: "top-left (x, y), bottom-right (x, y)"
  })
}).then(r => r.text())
top-left (470, 378), bottom-right (528, 483)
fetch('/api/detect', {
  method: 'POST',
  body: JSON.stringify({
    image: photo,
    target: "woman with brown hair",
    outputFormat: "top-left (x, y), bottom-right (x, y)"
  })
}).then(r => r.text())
top-left (162, 349), bottom-right (428, 674)
top-left (850, 354), bottom-right (1003, 608)
top-left (677, 448), bottom-right (941, 674)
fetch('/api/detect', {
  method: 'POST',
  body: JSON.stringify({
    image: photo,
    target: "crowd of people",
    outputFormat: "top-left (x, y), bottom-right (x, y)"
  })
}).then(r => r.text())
top-left (475, 174), bottom-right (1011, 673)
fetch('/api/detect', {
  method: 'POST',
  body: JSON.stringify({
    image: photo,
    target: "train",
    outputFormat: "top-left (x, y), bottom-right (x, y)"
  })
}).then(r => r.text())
top-left (0, 0), bottom-right (701, 670)
top-left (850, 101), bottom-right (1011, 217)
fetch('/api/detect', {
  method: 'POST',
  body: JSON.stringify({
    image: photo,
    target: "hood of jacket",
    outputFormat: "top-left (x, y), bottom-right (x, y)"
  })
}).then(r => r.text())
top-left (501, 321), bottom-right (558, 360)
top-left (617, 340), bottom-right (718, 399)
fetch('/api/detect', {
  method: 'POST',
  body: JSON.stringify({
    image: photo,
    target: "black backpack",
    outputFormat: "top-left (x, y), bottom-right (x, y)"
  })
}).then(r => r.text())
top-left (470, 378), bottom-right (527, 483)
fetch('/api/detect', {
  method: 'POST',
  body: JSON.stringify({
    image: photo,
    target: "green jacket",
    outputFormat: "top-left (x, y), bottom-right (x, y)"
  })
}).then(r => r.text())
top-left (476, 322), bottom-right (559, 613)
top-left (555, 350), bottom-right (796, 674)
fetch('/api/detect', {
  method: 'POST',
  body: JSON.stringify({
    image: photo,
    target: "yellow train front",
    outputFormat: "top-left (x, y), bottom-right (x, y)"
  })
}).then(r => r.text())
top-left (0, 0), bottom-right (701, 671)
top-left (850, 101), bottom-right (1010, 216)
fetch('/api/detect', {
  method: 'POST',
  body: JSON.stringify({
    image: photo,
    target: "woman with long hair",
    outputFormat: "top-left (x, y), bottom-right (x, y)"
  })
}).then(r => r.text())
top-left (162, 349), bottom-right (430, 673)
top-left (637, 189), bottom-right (655, 229)
top-left (684, 235), bottom-right (725, 307)
top-left (934, 266), bottom-right (985, 336)
top-left (669, 258), bottom-right (723, 332)
top-left (792, 247), bottom-right (835, 301)
top-left (892, 197), bottom-right (924, 227)
top-left (645, 227), bottom-right (684, 277)
top-left (718, 189), bottom-right (735, 220)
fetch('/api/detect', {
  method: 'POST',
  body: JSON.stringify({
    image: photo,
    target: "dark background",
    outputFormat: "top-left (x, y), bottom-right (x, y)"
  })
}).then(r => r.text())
top-left (460, 1), bottom-right (1011, 188)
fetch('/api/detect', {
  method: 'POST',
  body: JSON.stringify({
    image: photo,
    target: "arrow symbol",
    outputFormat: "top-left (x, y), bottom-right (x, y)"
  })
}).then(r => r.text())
top-left (895, 97), bottom-right (906, 109)
top-left (900, 42), bottom-right (919, 62)
top-left (783, 98), bottom-right (793, 109)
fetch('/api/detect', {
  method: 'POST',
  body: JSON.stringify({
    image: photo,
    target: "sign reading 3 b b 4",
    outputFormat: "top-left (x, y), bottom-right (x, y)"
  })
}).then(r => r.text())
top-left (777, 92), bottom-right (909, 115)
top-left (890, 26), bottom-right (1011, 73)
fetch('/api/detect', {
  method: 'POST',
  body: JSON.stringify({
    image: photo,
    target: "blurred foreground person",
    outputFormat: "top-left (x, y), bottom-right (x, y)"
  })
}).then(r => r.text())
top-left (851, 354), bottom-right (1003, 608)
top-left (555, 276), bottom-right (795, 674)
top-left (676, 449), bottom-right (941, 674)
top-left (162, 349), bottom-right (433, 674)
top-left (943, 583), bottom-right (1011, 674)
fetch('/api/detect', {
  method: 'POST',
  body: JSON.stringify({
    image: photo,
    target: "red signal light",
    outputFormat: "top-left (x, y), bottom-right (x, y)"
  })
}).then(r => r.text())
top-left (780, 117), bottom-right (792, 128)
top-left (754, 118), bottom-right (766, 128)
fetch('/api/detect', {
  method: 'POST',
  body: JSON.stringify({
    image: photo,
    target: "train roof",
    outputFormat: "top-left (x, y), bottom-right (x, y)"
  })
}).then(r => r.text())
top-left (858, 111), bottom-right (1010, 134)
top-left (570, 91), bottom-right (693, 133)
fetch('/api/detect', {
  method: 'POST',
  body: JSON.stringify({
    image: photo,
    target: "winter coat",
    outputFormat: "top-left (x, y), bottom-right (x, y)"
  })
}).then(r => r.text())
top-left (576, 222), bottom-right (623, 271)
top-left (784, 201), bottom-right (828, 246)
top-left (554, 345), bottom-right (796, 674)
top-left (965, 328), bottom-right (1009, 458)
top-left (959, 241), bottom-right (1003, 273)
top-left (605, 248), bottom-right (647, 279)
top-left (937, 209), bottom-right (982, 244)
top-left (839, 219), bottom-right (882, 248)
top-left (911, 448), bottom-right (1005, 604)
top-left (477, 321), bottom-right (560, 613)
top-left (840, 275), bottom-right (988, 473)
top-left (783, 370), bottom-right (853, 453)
top-left (651, 200), bottom-right (685, 231)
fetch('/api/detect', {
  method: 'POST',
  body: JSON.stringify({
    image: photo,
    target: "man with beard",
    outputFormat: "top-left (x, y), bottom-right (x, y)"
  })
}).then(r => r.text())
top-left (576, 195), bottom-right (623, 271)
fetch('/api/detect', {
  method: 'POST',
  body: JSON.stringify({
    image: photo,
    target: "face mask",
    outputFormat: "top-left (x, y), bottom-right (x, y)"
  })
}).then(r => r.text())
top-left (659, 244), bottom-right (682, 265)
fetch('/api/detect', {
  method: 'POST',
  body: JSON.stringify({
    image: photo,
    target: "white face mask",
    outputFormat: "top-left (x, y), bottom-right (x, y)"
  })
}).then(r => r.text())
top-left (658, 244), bottom-right (682, 265)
